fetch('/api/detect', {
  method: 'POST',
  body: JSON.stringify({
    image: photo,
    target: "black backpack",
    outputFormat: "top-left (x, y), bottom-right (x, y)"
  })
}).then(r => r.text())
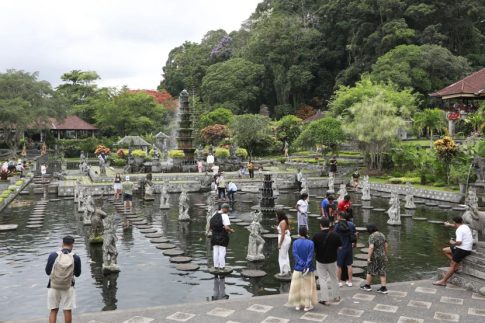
top-left (210, 212), bottom-right (223, 232)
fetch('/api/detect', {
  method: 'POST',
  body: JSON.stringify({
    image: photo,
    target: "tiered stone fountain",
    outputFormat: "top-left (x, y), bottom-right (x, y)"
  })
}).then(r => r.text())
top-left (176, 90), bottom-right (196, 168)
top-left (260, 174), bottom-right (277, 215)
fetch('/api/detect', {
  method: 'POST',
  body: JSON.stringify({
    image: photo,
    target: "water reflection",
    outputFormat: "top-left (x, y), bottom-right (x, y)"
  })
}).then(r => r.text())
top-left (102, 273), bottom-right (119, 311)
top-left (212, 277), bottom-right (228, 300)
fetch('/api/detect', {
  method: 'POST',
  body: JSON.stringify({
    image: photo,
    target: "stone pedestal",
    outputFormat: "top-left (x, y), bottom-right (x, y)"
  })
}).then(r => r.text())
top-left (437, 241), bottom-right (485, 292)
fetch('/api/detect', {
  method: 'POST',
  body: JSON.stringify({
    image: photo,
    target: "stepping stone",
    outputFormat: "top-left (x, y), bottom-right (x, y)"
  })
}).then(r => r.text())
top-left (27, 221), bottom-right (43, 225)
top-left (362, 206), bottom-right (374, 209)
top-left (360, 248), bottom-right (369, 253)
top-left (413, 217), bottom-right (427, 221)
top-left (289, 208), bottom-right (297, 212)
top-left (353, 267), bottom-right (365, 275)
top-left (353, 260), bottom-right (368, 268)
top-left (241, 269), bottom-right (267, 278)
top-left (155, 243), bottom-right (176, 250)
top-left (49, 199), bottom-right (61, 202)
top-left (20, 190), bottom-right (30, 195)
top-left (425, 203), bottom-right (438, 207)
top-left (235, 222), bottom-right (250, 226)
top-left (175, 263), bottom-right (199, 271)
top-left (241, 200), bottom-right (253, 203)
top-left (401, 213), bottom-right (413, 217)
top-left (136, 224), bottom-right (153, 229)
top-left (428, 220), bottom-right (444, 224)
top-left (30, 215), bottom-right (45, 219)
top-left (124, 214), bottom-right (139, 219)
top-left (193, 203), bottom-right (205, 206)
top-left (169, 256), bottom-right (192, 263)
top-left (131, 221), bottom-right (148, 225)
top-left (356, 243), bottom-right (365, 248)
top-left (354, 254), bottom-right (368, 260)
top-left (352, 203), bottom-right (362, 207)
top-left (355, 227), bottom-right (367, 232)
top-left (452, 206), bottom-right (466, 211)
top-left (415, 200), bottom-right (425, 204)
top-left (0, 224), bottom-right (18, 231)
top-left (439, 205), bottom-right (451, 209)
top-left (308, 213), bottom-right (320, 218)
top-left (150, 237), bottom-right (170, 244)
top-left (274, 273), bottom-right (292, 282)
top-left (163, 249), bottom-right (184, 256)
top-left (208, 266), bottom-right (234, 276)
top-left (262, 233), bottom-right (279, 239)
top-left (230, 219), bottom-right (243, 223)
top-left (145, 233), bottom-right (164, 238)
top-left (139, 228), bottom-right (157, 234)
top-left (373, 208), bottom-right (386, 212)
top-left (26, 225), bottom-right (42, 228)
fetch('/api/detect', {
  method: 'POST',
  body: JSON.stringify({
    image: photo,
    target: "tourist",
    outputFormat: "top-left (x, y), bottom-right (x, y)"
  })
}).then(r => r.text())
top-left (207, 153), bottom-right (214, 169)
top-left (238, 164), bottom-right (245, 178)
top-left (338, 194), bottom-right (352, 216)
top-left (296, 168), bottom-right (303, 192)
top-left (329, 156), bottom-right (337, 176)
top-left (41, 163), bottom-right (47, 183)
top-left (351, 170), bottom-right (360, 189)
top-left (296, 192), bottom-right (309, 231)
top-left (276, 210), bottom-right (291, 276)
top-left (433, 215), bottom-right (473, 286)
top-left (113, 173), bottom-right (122, 201)
top-left (216, 171), bottom-right (227, 200)
top-left (313, 217), bottom-right (342, 305)
top-left (247, 160), bottom-right (255, 179)
top-left (360, 224), bottom-right (389, 294)
top-left (122, 175), bottom-right (134, 210)
top-left (283, 139), bottom-right (289, 158)
top-left (45, 236), bottom-right (81, 323)
top-left (209, 203), bottom-right (235, 270)
top-left (16, 160), bottom-right (24, 177)
top-left (197, 160), bottom-right (204, 173)
top-left (227, 180), bottom-right (237, 202)
top-left (211, 164), bottom-right (219, 176)
top-left (322, 195), bottom-right (337, 225)
top-left (335, 212), bottom-right (357, 287)
top-left (287, 226), bottom-right (317, 311)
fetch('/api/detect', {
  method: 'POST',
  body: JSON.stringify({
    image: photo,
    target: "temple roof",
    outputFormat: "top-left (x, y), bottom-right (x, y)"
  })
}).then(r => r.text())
top-left (116, 135), bottom-right (151, 147)
top-left (48, 115), bottom-right (98, 130)
top-left (430, 68), bottom-right (485, 99)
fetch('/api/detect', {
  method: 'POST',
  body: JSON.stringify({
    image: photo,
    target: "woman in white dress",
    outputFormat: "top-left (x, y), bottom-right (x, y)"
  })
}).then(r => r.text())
top-left (113, 173), bottom-right (122, 200)
top-left (277, 210), bottom-right (291, 276)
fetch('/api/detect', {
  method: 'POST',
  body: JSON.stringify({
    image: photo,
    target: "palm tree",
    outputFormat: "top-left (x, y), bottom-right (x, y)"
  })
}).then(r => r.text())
top-left (413, 108), bottom-right (446, 147)
top-left (464, 111), bottom-right (484, 134)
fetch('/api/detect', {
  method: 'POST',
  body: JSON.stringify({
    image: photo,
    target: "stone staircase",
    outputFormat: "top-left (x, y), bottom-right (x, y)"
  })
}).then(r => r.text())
top-left (437, 241), bottom-right (485, 292)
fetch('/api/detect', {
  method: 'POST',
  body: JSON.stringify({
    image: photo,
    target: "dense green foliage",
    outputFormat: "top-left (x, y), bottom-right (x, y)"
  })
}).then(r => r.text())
top-left (275, 115), bottom-right (302, 143)
top-left (230, 114), bottom-right (275, 156)
top-left (199, 108), bottom-right (234, 129)
top-left (294, 117), bottom-right (345, 156)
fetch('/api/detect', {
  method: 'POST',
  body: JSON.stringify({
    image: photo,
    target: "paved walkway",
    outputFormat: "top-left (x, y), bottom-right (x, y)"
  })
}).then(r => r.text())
top-left (6, 279), bottom-right (485, 323)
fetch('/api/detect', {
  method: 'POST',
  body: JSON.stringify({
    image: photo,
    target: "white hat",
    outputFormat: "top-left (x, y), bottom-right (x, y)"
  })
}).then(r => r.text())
top-left (125, 175), bottom-right (130, 181)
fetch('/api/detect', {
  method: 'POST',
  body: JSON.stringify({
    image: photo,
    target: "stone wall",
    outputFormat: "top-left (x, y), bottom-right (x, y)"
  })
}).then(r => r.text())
top-left (370, 183), bottom-right (464, 203)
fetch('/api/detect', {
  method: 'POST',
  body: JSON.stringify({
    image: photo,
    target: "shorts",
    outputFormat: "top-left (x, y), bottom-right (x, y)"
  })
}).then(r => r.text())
top-left (337, 248), bottom-right (353, 267)
top-left (114, 183), bottom-right (122, 191)
top-left (451, 246), bottom-right (471, 263)
top-left (47, 287), bottom-right (76, 310)
top-left (123, 193), bottom-right (133, 201)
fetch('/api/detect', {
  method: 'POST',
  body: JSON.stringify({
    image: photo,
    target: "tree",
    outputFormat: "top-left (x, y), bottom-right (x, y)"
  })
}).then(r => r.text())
top-left (199, 107), bottom-right (234, 129)
top-left (330, 76), bottom-right (417, 118)
top-left (371, 44), bottom-right (471, 97)
top-left (294, 118), bottom-right (345, 158)
top-left (413, 108), bottom-right (446, 147)
top-left (230, 114), bottom-right (272, 157)
top-left (275, 115), bottom-right (302, 144)
top-left (343, 95), bottom-right (407, 170)
top-left (200, 124), bottom-right (229, 145)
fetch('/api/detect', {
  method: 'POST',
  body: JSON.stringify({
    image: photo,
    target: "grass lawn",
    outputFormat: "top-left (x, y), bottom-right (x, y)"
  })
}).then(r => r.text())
top-left (369, 176), bottom-right (460, 192)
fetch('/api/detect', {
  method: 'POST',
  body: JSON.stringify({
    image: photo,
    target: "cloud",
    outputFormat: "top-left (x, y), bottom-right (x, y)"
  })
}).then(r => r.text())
top-left (0, 0), bottom-right (262, 90)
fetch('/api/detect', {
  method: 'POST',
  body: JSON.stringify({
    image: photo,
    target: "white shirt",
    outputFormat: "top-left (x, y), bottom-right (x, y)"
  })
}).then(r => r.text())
top-left (212, 165), bottom-right (219, 175)
top-left (221, 213), bottom-right (230, 226)
top-left (207, 155), bottom-right (214, 164)
top-left (296, 172), bottom-right (303, 182)
top-left (456, 224), bottom-right (473, 251)
top-left (228, 182), bottom-right (237, 192)
top-left (41, 165), bottom-right (47, 174)
top-left (297, 199), bottom-right (308, 215)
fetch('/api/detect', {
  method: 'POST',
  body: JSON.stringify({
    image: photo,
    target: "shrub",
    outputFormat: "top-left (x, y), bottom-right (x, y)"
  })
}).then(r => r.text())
top-left (235, 147), bottom-right (248, 159)
top-left (215, 148), bottom-right (230, 159)
top-left (0, 197), bottom-right (3, 204)
top-left (200, 124), bottom-right (229, 145)
top-left (8, 185), bottom-right (17, 191)
top-left (117, 149), bottom-right (127, 158)
top-left (131, 149), bottom-right (147, 158)
top-left (477, 140), bottom-right (485, 157)
top-left (15, 180), bottom-right (24, 186)
top-left (113, 158), bottom-right (126, 167)
top-left (169, 150), bottom-right (185, 159)
top-left (95, 145), bottom-right (111, 156)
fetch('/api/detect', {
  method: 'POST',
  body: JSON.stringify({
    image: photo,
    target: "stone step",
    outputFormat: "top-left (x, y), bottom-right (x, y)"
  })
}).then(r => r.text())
top-left (437, 267), bottom-right (484, 293)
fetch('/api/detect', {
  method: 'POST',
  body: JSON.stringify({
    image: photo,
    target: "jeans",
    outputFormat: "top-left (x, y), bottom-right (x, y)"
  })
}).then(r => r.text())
top-left (217, 188), bottom-right (226, 199)
top-left (316, 261), bottom-right (339, 302)
top-left (227, 190), bottom-right (235, 202)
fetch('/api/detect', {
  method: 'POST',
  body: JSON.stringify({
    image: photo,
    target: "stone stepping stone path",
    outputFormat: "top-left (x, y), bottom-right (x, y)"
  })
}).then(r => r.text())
top-left (0, 224), bottom-right (18, 231)
top-left (235, 222), bottom-right (250, 226)
top-left (452, 206), bottom-right (466, 211)
top-left (193, 203), bottom-right (205, 206)
top-left (230, 219), bottom-right (243, 223)
top-left (150, 237), bottom-right (170, 244)
top-left (175, 263), bottom-right (199, 271)
top-left (413, 217), bottom-right (428, 221)
top-left (30, 215), bottom-right (45, 219)
top-left (163, 249), bottom-right (184, 256)
top-left (27, 221), bottom-right (43, 225)
top-left (354, 254), bottom-right (368, 260)
top-left (362, 205), bottom-right (374, 209)
top-left (208, 267), bottom-right (234, 275)
top-left (124, 214), bottom-right (140, 219)
top-left (373, 208), bottom-right (386, 212)
top-left (356, 243), bottom-right (365, 248)
top-left (131, 220), bottom-right (148, 225)
top-left (439, 205), bottom-right (452, 209)
top-left (360, 248), bottom-right (369, 253)
top-left (155, 243), bottom-right (176, 250)
top-left (401, 213), bottom-right (413, 217)
top-left (355, 227), bottom-right (367, 232)
top-left (241, 269), bottom-right (267, 278)
top-left (428, 220), bottom-right (444, 224)
top-left (145, 233), bottom-right (164, 238)
top-left (139, 228), bottom-right (157, 234)
top-left (136, 224), bottom-right (153, 229)
top-left (425, 203), bottom-right (438, 207)
top-left (353, 267), bottom-right (365, 275)
top-left (353, 260), bottom-right (368, 268)
top-left (352, 203), bottom-right (362, 207)
top-left (169, 256), bottom-right (192, 263)
top-left (262, 233), bottom-right (279, 239)
top-left (274, 273), bottom-right (292, 282)
top-left (26, 225), bottom-right (42, 229)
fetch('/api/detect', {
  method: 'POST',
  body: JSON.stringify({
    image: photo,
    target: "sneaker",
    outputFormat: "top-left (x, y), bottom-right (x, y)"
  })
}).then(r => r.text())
top-left (376, 286), bottom-right (389, 294)
top-left (304, 306), bottom-right (314, 312)
top-left (338, 282), bottom-right (344, 287)
top-left (318, 300), bottom-right (327, 306)
top-left (295, 306), bottom-right (301, 311)
top-left (346, 281), bottom-right (353, 287)
top-left (360, 284), bottom-right (372, 292)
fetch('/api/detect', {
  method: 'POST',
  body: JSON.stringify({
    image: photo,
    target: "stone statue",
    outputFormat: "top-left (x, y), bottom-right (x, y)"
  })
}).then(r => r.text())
top-left (143, 174), bottom-right (154, 201)
top-left (387, 191), bottom-right (401, 226)
top-left (246, 210), bottom-right (265, 261)
top-left (229, 144), bottom-right (236, 159)
top-left (205, 194), bottom-right (216, 236)
top-left (178, 190), bottom-right (190, 221)
top-left (361, 175), bottom-right (371, 201)
top-left (83, 192), bottom-right (95, 225)
top-left (196, 144), bottom-right (204, 160)
top-left (98, 155), bottom-right (107, 176)
top-left (300, 177), bottom-right (309, 196)
top-left (153, 146), bottom-right (160, 159)
top-left (89, 203), bottom-right (107, 244)
top-left (77, 187), bottom-right (85, 212)
top-left (74, 179), bottom-right (81, 203)
top-left (404, 182), bottom-right (416, 209)
top-left (337, 184), bottom-right (347, 202)
top-left (327, 173), bottom-right (335, 193)
top-left (40, 142), bottom-right (47, 156)
top-left (159, 182), bottom-right (170, 209)
top-left (473, 156), bottom-right (485, 183)
top-left (102, 214), bottom-right (120, 273)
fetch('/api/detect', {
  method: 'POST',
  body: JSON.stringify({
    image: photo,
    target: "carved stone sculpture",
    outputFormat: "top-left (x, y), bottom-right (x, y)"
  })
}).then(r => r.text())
top-left (246, 211), bottom-right (265, 261)
top-left (473, 156), bottom-right (485, 183)
top-left (74, 179), bottom-right (81, 203)
top-left (102, 214), bottom-right (120, 273)
top-left (404, 182), bottom-right (416, 209)
top-left (387, 191), bottom-right (401, 226)
top-left (89, 205), bottom-right (107, 244)
top-left (83, 192), bottom-right (95, 225)
top-left (206, 194), bottom-right (216, 236)
top-left (327, 173), bottom-right (335, 193)
top-left (300, 177), bottom-right (309, 196)
top-left (99, 155), bottom-right (106, 176)
top-left (361, 175), bottom-right (371, 201)
top-left (178, 190), bottom-right (190, 221)
top-left (337, 184), bottom-right (347, 202)
top-left (159, 182), bottom-right (170, 209)
top-left (77, 187), bottom-right (85, 212)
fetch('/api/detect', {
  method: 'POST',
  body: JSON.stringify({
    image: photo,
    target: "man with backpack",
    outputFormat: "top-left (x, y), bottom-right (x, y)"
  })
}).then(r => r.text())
top-left (209, 204), bottom-right (235, 270)
top-left (45, 236), bottom-right (81, 323)
top-left (334, 212), bottom-right (357, 287)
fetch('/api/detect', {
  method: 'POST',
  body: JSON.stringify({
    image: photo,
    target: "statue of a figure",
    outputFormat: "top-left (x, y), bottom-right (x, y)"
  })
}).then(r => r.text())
top-left (98, 155), bottom-right (107, 176)
top-left (83, 192), bottom-right (95, 225)
top-left (102, 214), bottom-right (120, 273)
top-left (229, 144), bottom-right (236, 159)
top-left (361, 175), bottom-right (371, 201)
top-left (40, 142), bottom-right (47, 156)
top-left (178, 190), bottom-right (190, 221)
top-left (74, 179), bottom-right (81, 203)
top-left (159, 182), bottom-right (170, 209)
top-left (300, 177), bottom-right (309, 196)
top-left (463, 188), bottom-right (483, 243)
top-left (246, 211), bottom-right (265, 261)
top-left (196, 144), bottom-right (204, 160)
top-left (153, 146), bottom-right (160, 159)
top-left (404, 182), bottom-right (416, 209)
top-left (205, 194), bottom-right (216, 236)
top-left (80, 151), bottom-right (86, 162)
top-left (387, 192), bottom-right (401, 225)
top-left (124, 156), bottom-right (134, 173)
top-left (327, 173), bottom-right (335, 193)
top-left (143, 174), bottom-right (154, 201)
top-left (337, 184), bottom-right (347, 202)
top-left (89, 204), bottom-right (107, 244)
top-left (473, 156), bottom-right (485, 183)
top-left (77, 187), bottom-right (85, 212)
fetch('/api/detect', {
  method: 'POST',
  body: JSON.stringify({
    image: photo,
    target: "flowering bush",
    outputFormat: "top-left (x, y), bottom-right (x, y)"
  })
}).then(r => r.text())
top-left (201, 124), bottom-right (229, 145)
top-left (210, 35), bottom-right (232, 60)
top-left (117, 149), bottom-right (127, 158)
top-left (95, 145), bottom-right (111, 156)
top-left (434, 136), bottom-right (458, 162)
top-left (295, 105), bottom-right (316, 120)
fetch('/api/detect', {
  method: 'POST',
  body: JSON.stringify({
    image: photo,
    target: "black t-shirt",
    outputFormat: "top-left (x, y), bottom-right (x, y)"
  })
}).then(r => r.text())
top-left (312, 230), bottom-right (342, 264)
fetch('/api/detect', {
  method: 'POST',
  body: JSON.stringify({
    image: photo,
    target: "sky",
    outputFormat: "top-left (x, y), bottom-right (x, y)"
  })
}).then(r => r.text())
top-left (0, 0), bottom-right (262, 90)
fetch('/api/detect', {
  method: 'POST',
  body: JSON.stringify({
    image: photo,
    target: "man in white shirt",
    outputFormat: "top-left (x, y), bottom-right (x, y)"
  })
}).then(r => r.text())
top-left (209, 204), bottom-right (235, 270)
top-left (227, 181), bottom-right (237, 202)
top-left (207, 153), bottom-right (215, 169)
top-left (433, 215), bottom-right (473, 286)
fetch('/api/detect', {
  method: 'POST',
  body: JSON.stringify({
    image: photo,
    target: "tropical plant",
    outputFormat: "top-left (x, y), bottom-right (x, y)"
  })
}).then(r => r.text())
top-left (95, 145), bottom-right (111, 156)
top-left (294, 118), bottom-right (345, 159)
top-left (235, 147), bottom-right (248, 159)
top-left (230, 114), bottom-right (273, 157)
top-left (413, 108), bottom-right (446, 147)
top-left (131, 149), bottom-right (147, 158)
top-left (276, 115), bottom-right (302, 144)
top-left (169, 150), bottom-right (185, 159)
top-left (215, 148), bottom-right (230, 159)
top-left (199, 107), bottom-right (234, 129)
top-left (464, 112), bottom-right (484, 134)
top-left (434, 136), bottom-right (459, 184)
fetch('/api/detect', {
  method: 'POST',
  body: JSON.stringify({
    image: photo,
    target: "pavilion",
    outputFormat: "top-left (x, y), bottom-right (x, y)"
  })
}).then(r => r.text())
top-left (430, 68), bottom-right (485, 136)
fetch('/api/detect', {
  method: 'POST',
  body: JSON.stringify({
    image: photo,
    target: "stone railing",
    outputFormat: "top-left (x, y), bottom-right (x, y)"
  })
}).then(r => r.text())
top-left (370, 183), bottom-right (464, 203)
